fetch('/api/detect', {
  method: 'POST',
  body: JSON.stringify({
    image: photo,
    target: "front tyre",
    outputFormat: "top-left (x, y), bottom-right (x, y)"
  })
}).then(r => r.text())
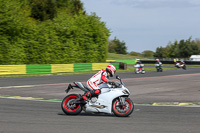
top-left (183, 65), bottom-right (186, 70)
top-left (61, 94), bottom-right (82, 115)
top-left (112, 97), bottom-right (134, 117)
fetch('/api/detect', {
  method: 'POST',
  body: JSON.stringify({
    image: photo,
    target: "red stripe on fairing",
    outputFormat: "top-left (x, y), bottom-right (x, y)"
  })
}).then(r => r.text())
top-left (74, 82), bottom-right (78, 86)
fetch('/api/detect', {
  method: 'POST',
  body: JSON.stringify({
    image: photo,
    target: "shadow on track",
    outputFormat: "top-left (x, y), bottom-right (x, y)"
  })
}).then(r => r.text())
top-left (57, 112), bottom-right (125, 117)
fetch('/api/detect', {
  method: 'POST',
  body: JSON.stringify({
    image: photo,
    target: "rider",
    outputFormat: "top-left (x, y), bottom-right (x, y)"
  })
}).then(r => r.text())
top-left (174, 58), bottom-right (179, 67)
top-left (82, 64), bottom-right (116, 101)
top-left (135, 59), bottom-right (143, 71)
top-left (179, 59), bottom-right (185, 67)
top-left (155, 59), bottom-right (162, 65)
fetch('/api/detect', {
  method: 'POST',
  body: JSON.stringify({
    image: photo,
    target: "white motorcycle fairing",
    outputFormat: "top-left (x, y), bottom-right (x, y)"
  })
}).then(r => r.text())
top-left (83, 83), bottom-right (130, 114)
top-left (61, 75), bottom-right (134, 117)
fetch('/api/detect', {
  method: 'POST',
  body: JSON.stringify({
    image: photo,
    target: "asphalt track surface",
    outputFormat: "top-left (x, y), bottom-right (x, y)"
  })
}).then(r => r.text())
top-left (1, 67), bottom-right (200, 133)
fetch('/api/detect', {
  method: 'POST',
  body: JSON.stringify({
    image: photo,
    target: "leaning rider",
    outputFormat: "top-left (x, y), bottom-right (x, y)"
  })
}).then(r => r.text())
top-left (155, 59), bottom-right (162, 66)
top-left (82, 64), bottom-right (116, 101)
top-left (135, 59), bottom-right (143, 71)
top-left (179, 59), bottom-right (185, 67)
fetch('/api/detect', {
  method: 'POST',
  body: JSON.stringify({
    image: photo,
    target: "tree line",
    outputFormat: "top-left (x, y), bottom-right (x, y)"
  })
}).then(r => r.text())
top-left (154, 37), bottom-right (200, 58)
top-left (108, 36), bottom-right (200, 59)
top-left (0, 0), bottom-right (110, 65)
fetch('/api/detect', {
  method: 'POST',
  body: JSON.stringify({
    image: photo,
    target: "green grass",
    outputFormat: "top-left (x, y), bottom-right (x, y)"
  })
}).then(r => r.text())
top-left (107, 53), bottom-right (137, 60)
top-left (186, 65), bottom-right (200, 67)
top-left (107, 53), bottom-right (160, 60)
top-left (107, 53), bottom-right (153, 60)
top-left (0, 70), bottom-right (100, 78)
top-left (1, 53), bottom-right (199, 78)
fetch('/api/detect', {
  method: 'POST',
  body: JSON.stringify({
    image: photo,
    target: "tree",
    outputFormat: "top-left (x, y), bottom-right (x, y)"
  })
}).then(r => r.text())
top-left (56, 0), bottom-right (84, 15)
top-left (108, 37), bottom-right (127, 54)
top-left (129, 51), bottom-right (141, 57)
top-left (0, 0), bottom-right (110, 64)
top-left (71, 0), bottom-right (84, 14)
top-left (142, 50), bottom-right (154, 57)
top-left (154, 47), bottom-right (165, 58)
top-left (108, 40), bottom-right (116, 53)
top-left (154, 37), bottom-right (200, 58)
top-left (194, 39), bottom-right (200, 49)
top-left (31, 0), bottom-right (56, 21)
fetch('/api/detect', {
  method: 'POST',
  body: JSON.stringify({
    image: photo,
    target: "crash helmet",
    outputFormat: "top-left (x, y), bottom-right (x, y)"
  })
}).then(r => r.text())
top-left (106, 64), bottom-right (116, 77)
top-left (156, 59), bottom-right (160, 62)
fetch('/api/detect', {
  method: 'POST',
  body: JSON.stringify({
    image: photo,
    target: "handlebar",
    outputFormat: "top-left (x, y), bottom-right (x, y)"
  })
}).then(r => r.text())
top-left (109, 81), bottom-right (122, 88)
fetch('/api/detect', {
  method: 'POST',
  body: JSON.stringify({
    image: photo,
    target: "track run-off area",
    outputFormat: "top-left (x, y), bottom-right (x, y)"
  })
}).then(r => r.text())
top-left (0, 67), bottom-right (200, 133)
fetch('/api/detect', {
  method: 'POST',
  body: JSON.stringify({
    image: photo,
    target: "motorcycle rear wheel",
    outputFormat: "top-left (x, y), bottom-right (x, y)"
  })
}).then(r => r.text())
top-left (61, 94), bottom-right (82, 115)
top-left (112, 97), bottom-right (134, 117)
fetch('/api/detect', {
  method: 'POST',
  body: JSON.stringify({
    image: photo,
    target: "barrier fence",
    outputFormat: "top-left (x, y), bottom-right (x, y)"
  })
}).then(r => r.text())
top-left (0, 63), bottom-right (119, 75)
top-left (1, 60), bottom-right (199, 75)
top-left (107, 60), bottom-right (200, 65)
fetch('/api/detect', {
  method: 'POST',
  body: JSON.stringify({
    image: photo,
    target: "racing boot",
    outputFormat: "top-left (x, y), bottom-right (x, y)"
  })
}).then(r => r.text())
top-left (81, 89), bottom-right (101, 101)
top-left (81, 91), bottom-right (92, 101)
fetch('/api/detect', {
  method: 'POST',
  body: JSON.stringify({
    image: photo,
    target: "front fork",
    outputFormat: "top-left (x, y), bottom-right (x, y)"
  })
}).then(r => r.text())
top-left (119, 97), bottom-right (126, 106)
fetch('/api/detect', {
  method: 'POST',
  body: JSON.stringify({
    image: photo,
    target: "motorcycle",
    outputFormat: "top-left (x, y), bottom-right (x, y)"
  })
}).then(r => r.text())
top-left (134, 64), bottom-right (145, 74)
top-left (175, 62), bottom-right (186, 70)
top-left (61, 76), bottom-right (134, 117)
top-left (155, 64), bottom-right (163, 72)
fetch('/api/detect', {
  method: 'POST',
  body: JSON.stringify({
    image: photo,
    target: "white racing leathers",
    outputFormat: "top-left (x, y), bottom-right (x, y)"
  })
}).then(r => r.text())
top-left (86, 69), bottom-right (109, 91)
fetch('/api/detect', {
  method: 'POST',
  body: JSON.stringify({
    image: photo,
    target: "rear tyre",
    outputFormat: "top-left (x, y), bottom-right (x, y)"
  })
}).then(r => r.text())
top-left (135, 68), bottom-right (139, 74)
top-left (61, 94), bottom-right (82, 115)
top-left (112, 97), bottom-right (134, 117)
top-left (183, 65), bottom-right (186, 70)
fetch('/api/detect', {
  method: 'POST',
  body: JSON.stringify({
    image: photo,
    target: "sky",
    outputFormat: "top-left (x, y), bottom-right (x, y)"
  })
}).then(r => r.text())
top-left (81, 0), bottom-right (200, 53)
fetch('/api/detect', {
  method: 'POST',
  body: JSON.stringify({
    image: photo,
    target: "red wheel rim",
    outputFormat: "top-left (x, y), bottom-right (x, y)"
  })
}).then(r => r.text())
top-left (114, 99), bottom-right (131, 115)
top-left (64, 96), bottom-right (80, 112)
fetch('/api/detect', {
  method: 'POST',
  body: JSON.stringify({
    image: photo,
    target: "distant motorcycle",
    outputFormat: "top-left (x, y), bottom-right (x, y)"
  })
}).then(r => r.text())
top-left (134, 64), bottom-right (145, 74)
top-left (175, 62), bottom-right (186, 70)
top-left (155, 64), bottom-right (163, 72)
top-left (61, 76), bottom-right (134, 117)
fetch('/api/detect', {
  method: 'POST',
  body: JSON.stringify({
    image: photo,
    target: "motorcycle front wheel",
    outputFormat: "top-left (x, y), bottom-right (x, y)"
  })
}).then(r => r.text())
top-left (182, 65), bottom-right (186, 70)
top-left (61, 94), bottom-right (82, 115)
top-left (112, 97), bottom-right (134, 117)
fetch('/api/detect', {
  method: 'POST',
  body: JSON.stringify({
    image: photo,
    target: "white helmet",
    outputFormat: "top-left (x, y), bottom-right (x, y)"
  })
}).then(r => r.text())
top-left (106, 64), bottom-right (116, 77)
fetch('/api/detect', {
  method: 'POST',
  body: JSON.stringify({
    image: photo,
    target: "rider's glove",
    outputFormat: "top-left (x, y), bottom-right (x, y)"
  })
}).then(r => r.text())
top-left (107, 81), bottom-right (115, 85)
